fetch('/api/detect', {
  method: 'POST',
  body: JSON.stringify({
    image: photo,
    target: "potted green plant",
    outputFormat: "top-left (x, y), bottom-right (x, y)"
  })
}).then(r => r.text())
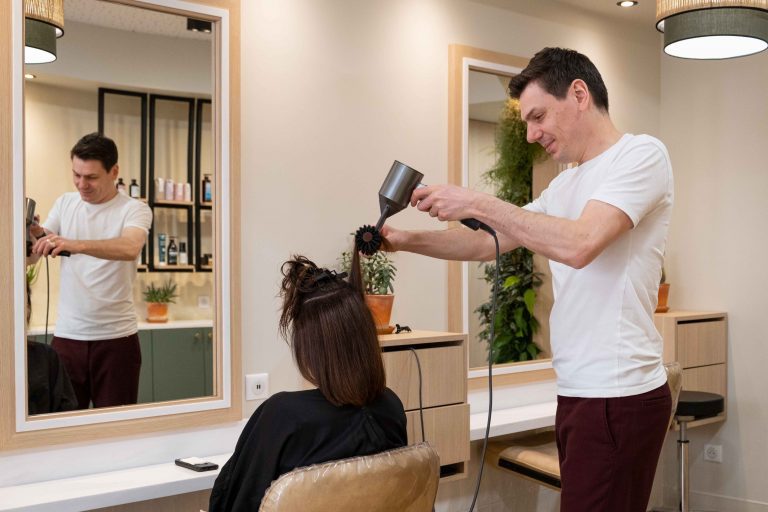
top-left (143, 280), bottom-right (178, 323)
top-left (339, 250), bottom-right (397, 334)
top-left (656, 266), bottom-right (670, 313)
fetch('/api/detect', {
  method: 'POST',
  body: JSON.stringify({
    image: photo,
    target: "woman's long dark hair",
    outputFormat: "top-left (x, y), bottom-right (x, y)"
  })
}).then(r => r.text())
top-left (279, 255), bottom-right (385, 407)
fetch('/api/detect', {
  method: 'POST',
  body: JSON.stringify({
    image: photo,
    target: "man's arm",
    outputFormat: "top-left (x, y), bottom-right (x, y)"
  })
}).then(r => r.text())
top-left (381, 224), bottom-right (519, 262)
top-left (32, 227), bottom-right (147, 261)
top-left (412, 185), bottom-right (633, 268)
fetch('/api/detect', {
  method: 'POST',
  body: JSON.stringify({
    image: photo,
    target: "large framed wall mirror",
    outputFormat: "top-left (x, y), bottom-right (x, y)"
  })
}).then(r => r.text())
top-left (1, 0), bottom-right (241, 449)
top-left (448, 45), bottom-right (561, 382)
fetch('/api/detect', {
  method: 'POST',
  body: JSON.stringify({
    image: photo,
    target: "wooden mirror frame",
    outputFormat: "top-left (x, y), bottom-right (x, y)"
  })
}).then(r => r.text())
top-left (447, 45), bottom-right (556, 385)
top-left (0, 0), bottom-right (242, 450)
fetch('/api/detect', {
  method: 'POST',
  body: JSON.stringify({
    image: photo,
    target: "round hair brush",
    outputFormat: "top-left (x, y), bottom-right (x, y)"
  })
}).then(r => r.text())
top-left (354, 224), bottom-right (382, 256)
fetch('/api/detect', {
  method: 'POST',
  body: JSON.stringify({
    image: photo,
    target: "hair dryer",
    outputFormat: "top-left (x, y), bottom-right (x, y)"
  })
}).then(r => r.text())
top-left (25, 197), bottom-right (70, 257)
top-left (354, 161), bottom-right (493, 255)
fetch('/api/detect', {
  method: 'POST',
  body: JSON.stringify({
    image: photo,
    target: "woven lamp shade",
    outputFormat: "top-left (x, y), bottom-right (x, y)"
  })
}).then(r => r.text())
top-left (656, 0), bottom-right (768, 58)
top-left (24, 0), bottom-right (64, 37)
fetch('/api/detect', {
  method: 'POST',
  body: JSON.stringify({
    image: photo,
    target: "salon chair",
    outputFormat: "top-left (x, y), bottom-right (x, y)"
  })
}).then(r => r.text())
top-left (258, 442), bottom-right (440, 512)
top-left (486, 362), bottom-right (683, 491)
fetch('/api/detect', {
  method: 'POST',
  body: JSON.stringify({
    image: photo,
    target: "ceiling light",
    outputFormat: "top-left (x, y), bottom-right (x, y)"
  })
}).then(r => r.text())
top-left (656, 1), bottom-right (768, 59)
top-left (24, 73), bottom-right (36, 79)
top-left (617, 1), bottom-right (639, 7)
top-left (187, 18), bottom-right (212, 33)
top-left (24, 18), bottom-right (56, 64)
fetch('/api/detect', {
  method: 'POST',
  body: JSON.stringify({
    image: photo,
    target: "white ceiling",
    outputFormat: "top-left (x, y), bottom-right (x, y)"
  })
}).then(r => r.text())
top-left (63, 0), bottom-right (212, 40)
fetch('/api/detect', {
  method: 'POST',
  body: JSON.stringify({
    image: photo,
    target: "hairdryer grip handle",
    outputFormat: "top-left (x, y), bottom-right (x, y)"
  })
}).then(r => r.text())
top-left (59, 251), bottom-right (71, 257)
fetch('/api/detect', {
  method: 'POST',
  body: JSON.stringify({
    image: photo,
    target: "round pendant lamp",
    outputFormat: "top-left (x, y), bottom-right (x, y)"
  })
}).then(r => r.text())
top-left (25, 18), bottom-right (57, 64)
top-left (656, 1), bottom-right (768, 59)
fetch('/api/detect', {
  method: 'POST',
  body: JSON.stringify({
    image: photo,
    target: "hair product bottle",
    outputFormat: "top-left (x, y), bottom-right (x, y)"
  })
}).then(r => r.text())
top-left (129, 179), bottom-right (140, 198)
top-left (158, 233), bottom-right (167, 265)
top-left (167, 237), bottom-right (178, 265)
top-left (179, 241), bottom-right (188, 265)
top-left (116, 177), bottom-right (126, 193)
top-left (203, 174), bottom-right (212, 202)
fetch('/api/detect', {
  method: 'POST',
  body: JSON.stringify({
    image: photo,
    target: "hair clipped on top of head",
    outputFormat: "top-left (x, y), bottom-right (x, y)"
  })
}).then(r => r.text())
top-left (278, 254), bottom-right (385, 407)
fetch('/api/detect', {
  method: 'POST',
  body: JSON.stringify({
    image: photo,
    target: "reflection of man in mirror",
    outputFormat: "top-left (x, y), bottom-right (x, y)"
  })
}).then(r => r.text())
top-left (28, 132), bottom-right (152, 410)
top-left (384, 48), bottom-right (673, 512)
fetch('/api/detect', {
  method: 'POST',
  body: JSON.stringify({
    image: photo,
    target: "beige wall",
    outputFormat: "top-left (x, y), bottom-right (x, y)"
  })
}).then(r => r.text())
top-left (660, 51), bottom-right (768, 511)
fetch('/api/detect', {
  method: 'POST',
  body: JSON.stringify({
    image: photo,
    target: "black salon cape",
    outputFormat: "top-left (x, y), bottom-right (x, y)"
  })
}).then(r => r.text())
top-left (26, 340), bottom-right (78, 415)
top-left (208, 387), bottom-right (407, 512)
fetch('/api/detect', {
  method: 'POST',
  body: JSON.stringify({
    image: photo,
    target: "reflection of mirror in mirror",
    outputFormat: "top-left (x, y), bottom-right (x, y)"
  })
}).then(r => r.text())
top-left (24, 0), bottom-right (216, 416)
top-left (465, 69), bottom-right (554, 370)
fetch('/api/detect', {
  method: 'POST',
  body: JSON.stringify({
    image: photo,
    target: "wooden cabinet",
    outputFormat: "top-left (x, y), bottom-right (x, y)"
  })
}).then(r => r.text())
top-left (654, 311), bottom-right (727, 428)
top-left (379, 330), bottom-right (469, 481)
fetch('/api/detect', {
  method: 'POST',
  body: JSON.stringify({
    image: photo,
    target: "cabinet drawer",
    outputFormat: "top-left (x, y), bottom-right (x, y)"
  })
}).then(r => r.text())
top-left (677, 320), bottom-right (726, 368)
top-left (406, 403), bottom-right (469, 466)
top-left (682, 364), bottom-right (726, 397)
top-left (383, 345), bottom-right (465, 410)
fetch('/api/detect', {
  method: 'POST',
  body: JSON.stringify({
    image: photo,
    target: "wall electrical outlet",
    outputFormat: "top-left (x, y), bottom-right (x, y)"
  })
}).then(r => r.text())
top-left (704, 444), bottom-right (722, 463)
top-left (245, 373), bottom-right (269, 400)
top-left (197, 295), bottom-right (211, 309)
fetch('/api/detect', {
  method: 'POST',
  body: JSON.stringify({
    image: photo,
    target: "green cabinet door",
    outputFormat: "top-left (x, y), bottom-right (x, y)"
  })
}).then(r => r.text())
top-left (137, 331), bottom-right (154, 404)
top-left (152, 327), bottom-right (207, 402)
top-left (203, 328), bottom-right (214, 397)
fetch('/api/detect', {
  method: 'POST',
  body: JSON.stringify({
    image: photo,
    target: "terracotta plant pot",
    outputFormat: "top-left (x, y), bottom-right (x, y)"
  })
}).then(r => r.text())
top-left (364, 294), bottom-right (395, 334)
top-left (147, 302), bottom-right (169, 323)
top-left (656, 283), bottom-right (670, 313)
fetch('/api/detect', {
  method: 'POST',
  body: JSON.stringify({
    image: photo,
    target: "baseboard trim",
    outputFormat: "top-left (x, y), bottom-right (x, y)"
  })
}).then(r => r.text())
top-left (692, 490), bottom-right (768, 512)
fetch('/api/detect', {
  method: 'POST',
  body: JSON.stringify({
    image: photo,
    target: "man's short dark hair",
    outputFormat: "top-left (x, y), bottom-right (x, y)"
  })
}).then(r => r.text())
top-left (508, 47), bottom-right (609, 113)
top-left (70, 133), bottom-right (118, 172)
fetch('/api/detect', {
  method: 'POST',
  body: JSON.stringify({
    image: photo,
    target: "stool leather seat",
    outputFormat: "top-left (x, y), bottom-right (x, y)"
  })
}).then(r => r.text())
top-left (675, 390), bottom-right (724, 419)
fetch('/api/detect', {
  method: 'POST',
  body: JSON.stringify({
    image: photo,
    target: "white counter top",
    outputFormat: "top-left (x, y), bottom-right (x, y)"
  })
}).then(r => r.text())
top-left (0, 454), bottom-right (230, 512)
top-left (26, 319), bottom-right (213, 336)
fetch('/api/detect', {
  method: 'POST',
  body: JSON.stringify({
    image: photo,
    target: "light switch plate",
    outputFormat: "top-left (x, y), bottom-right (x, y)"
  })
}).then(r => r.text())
top-left (197, 295), bottom-right (211, 308)
top-left (245, 373), bottom-right (269, 400)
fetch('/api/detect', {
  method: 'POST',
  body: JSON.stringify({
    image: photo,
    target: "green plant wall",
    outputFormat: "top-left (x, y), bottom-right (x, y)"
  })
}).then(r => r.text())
top-left (475, 99), bottom-right (546, 364)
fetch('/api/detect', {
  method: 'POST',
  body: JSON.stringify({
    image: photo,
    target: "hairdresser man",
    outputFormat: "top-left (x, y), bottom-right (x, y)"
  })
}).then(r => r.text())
top-left (29, 133), bottom-right (152, 410)
top-left (384, 48), bottom-right (673, 512)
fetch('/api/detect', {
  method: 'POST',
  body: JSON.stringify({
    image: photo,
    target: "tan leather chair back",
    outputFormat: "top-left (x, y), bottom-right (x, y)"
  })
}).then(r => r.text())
top-left (258, 443), bottom-right (440, 512)
top-left (664, 361), bottom-right (683, 429)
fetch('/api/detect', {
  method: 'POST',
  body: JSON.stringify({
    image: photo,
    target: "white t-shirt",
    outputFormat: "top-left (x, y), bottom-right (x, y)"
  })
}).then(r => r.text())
top-left (43, 192), bottom-right (153, 340)
top-left (524, 134), bottom-right (673, 398)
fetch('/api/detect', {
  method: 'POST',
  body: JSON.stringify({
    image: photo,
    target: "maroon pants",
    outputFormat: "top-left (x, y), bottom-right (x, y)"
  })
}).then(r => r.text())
top-left (51, 334), bottom-right (142, 409)
top-left (556, 383), bottom-right (672, 512)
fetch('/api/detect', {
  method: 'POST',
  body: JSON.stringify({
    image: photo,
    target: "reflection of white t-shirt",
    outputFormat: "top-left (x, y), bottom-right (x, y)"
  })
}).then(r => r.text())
top-left (525, 134), bottom-right (673, 398)
top-left (43, 192), bottom-right (153, 340)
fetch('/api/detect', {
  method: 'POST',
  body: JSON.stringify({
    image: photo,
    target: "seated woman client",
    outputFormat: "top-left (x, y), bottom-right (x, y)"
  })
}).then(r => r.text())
top-left (209, 255), bottom-right (407, 511)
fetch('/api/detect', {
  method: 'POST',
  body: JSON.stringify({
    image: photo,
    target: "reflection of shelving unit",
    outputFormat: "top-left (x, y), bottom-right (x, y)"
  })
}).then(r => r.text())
top-left (99, 88), bottom-right (150, 267)
top-left (98, 88), bottom-right (214, 273)
top-left (148, 94), bottom-right (195, 272)
top-left (194, 99), bottom-right (213, 272)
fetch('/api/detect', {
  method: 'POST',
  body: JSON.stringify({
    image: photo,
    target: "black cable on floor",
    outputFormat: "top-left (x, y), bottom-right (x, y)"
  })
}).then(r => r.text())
top-left (409, 348), bottom-right (426, 443)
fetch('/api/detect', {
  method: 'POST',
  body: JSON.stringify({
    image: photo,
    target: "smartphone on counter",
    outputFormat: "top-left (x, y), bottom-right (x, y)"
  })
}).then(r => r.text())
top-left (174, 457), bottom-right (219, 472)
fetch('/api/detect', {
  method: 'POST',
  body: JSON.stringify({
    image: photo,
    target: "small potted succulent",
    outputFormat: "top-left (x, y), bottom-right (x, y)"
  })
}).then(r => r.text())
top-left (656, 266), bottom-right (670, 313)
top-left (339, 250), bottom-right (397, 334)
top-left (143, 280), bottom-right (178, 323)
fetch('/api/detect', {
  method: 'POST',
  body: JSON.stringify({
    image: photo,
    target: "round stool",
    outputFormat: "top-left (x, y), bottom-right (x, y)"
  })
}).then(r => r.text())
top-left (675, 390), bottom-right (725, 512)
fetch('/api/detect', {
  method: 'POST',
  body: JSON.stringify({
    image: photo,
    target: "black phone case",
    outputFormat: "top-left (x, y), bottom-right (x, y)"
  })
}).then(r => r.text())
top-left (174, 458), bottom-right (219, 472)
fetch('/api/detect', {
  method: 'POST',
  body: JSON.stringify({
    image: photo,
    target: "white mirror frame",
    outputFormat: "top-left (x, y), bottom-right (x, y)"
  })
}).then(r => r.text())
top-left (5, 0), bottom-right (240, 445)
top-left (447, 45), bottom-right (554, 382)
